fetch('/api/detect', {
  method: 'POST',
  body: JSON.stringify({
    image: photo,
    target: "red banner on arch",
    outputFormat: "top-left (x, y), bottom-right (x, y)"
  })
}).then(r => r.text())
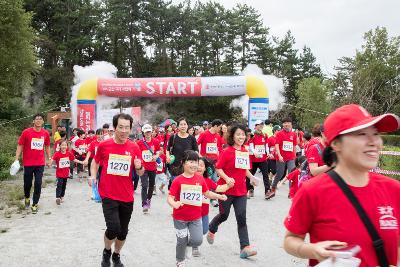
top-left (98, 78), bottom-right (202, 97)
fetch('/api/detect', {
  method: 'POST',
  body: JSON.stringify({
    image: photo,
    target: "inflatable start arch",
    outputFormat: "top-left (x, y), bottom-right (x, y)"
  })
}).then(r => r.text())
top-left (77, 76), bottom-right (269, 131)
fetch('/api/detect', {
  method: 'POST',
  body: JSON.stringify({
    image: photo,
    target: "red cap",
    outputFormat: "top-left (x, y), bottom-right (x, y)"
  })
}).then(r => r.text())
top-left (323, 104), bottom-right (400, 145)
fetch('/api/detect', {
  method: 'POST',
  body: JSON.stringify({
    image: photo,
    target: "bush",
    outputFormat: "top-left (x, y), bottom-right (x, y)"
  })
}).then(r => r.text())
top-left (0, 126), bottom-right (20, 181)
top-left (381, 135), bottom-right (400, 146)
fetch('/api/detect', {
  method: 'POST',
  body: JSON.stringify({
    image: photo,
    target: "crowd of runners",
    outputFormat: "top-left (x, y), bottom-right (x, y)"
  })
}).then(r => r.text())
top-left (13, 104), bottom-right (400, 267)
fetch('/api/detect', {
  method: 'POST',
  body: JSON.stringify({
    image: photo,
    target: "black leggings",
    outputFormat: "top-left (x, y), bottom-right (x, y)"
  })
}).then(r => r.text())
top-left (140, 170), bottom-right (156, 206)
top-left (56, 178), bottom-right (68, 198)
top-left (102, 198), bottom-right (133, 241)
top-left (23, 166), bottom-right (44, 205)
top-left (247, 161), bottom-right (270, 193)
top-left (209, 195), bottom-right (249, 250)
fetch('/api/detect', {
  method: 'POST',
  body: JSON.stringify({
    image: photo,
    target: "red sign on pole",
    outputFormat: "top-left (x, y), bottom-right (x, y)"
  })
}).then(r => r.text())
top-left (77, 103), bottom-right (95, 132)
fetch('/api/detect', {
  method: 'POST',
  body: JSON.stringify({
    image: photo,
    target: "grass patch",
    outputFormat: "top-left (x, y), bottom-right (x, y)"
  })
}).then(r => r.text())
top-left (380, 146), bottom-right (400, 180)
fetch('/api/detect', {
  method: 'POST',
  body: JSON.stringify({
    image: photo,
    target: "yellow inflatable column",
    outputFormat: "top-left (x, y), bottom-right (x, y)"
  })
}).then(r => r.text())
top-left (76, 79), bottom-right (98, 131)
top-left (246, 75), bottom-right (269, 131)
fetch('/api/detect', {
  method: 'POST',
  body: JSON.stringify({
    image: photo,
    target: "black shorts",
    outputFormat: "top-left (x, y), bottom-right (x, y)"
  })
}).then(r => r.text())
top-left (102, 198), bottom-right (134, 239)
top-left (267, 159), bottom-right (276, 175)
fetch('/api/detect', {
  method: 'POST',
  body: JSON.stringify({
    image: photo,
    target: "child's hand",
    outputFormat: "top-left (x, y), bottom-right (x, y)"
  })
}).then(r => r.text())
top-left (172, 201), bottom-right (183, 209)
top-left (219, 194), bottom-right (227, 201)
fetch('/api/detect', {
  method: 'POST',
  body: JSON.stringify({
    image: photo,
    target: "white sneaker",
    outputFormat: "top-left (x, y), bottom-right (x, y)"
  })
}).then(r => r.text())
top-left (176, 260), bottom-right (186, 267)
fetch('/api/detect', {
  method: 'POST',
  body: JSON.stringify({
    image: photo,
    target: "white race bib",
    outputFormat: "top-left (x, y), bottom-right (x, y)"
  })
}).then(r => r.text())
top-left (31, 138), bottom-right (44, 150)
top-left (107, 154), bottom-right (132, 176)
top-left (206, 143), bottom-right (218, 154)
top-left (282, 141), bottom-right (293, 152)
top-left (142, 150), bottom-right (153, 162)
top-left (254, 145), bottom-right (266, 155)
top-left (156, 161), bottom-right (163, 172)
top-left (59, 157), bottom-right (70, 168)
top-left (180, 184), bottom-right (202, 206)
top-left (235, 151), bottom-right (250, 169)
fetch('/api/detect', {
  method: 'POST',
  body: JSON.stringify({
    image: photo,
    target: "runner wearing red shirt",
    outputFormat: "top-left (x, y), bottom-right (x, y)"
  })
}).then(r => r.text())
top-left (265, 125), bottom-right (281, 199)
top-left (270, 118), bottom-right (298, 198)
top-left (207, 124), bottom-right (258, 259)
top-left (85, 129), bottom-right (96, 145)
top-left (136, 124), bottom-right (161, 213)
top-left (69, 128), bottom-right (79, 179)
top-left (167, 150), bottom-right (227, 266)
top-left (283, 104), bottom-right (400, 266)
top-left (53, 131), bottom-right (67, 153)
top-left (89, 113), bottom-right (144, 267)
top-left (50, 140), bottom-right (83, 205)
top-left (219, 123), bottom-right (228, 149)
top-left (278, 156), bottom-right (306, 199)
top-left (248, 120), bottom-right (269, 198)
top-left (73, 130), bottom-right (87, 182)
top-left (83, 129), bottom-right (103, 177)
top-left (15, 114), bottom-right (51, 214)
top-left (197, 119), bottom-right (223, 162)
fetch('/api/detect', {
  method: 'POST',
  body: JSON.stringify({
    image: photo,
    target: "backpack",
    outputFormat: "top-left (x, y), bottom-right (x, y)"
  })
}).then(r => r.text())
top-left (298, 144), bottom-right (323, 187)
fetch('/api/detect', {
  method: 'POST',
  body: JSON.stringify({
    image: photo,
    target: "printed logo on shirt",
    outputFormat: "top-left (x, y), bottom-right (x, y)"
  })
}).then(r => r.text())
top-left (377, 206), bottom-right (398, 230)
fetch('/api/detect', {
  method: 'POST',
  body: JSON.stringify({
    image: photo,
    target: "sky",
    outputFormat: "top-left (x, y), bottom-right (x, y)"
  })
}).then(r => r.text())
top-left (173, 0), bottom-right (400, 76)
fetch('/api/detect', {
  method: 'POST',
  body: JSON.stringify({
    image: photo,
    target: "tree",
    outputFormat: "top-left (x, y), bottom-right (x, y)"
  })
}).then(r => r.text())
top-left (0, 0), bottom-right (37, 120)
top-left (332, 27), bottom-right (400, 115)
top-left (295, 77), bottom-right (331, 129)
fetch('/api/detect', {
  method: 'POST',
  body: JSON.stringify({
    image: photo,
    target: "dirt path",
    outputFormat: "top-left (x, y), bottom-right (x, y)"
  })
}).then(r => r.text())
top-left (0, 169), bottom-right (306, 267)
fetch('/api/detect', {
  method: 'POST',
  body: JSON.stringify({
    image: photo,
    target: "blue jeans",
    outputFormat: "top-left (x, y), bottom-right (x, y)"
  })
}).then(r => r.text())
top-left (202, 215), bottom-right (209, 235)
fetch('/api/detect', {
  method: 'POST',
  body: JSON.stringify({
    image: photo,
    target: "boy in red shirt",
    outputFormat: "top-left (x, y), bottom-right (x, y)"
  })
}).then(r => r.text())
top-left (278, 156), bottom-right (306, 199)
top-left (15, 114), bottom-right (51, 214)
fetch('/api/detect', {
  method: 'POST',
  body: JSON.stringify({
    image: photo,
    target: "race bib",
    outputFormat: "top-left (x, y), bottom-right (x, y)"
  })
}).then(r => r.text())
top-left (206, 143), bottom-right (218, 154)
top-left (156, 161), bottom-right (163, 172)
top-left (107, 154), bottom-right (132, 176)
top-left (202, 194), bottom-right (210, 204)
top-left (254, 145), bottom-right (266, 155)
top-left (78, 145), bottom-right (86, 154)
top-left (59, 157), bottom-right (70, 168)
top-left (31, 138), bottom-right (44, 150)
top-left (282, 141), bottom-right (293, 152)
top-left (235, 151), bottom-right (250, 169)
top-left (142, 150), bottom-right (153, 162)
top-left (180, 184), bottom-right (202, 206)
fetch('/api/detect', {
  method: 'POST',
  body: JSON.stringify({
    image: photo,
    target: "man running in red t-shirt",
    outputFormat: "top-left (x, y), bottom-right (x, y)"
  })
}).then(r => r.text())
top-left (15, 114), bottom-right (51, 214)
top-left (89, 113), bottom-right (144, 267)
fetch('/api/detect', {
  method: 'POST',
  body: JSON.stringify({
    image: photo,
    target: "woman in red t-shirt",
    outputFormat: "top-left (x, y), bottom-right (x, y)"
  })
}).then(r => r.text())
top-left (167, 150), bottom-right (227, 267)
top-left (283, 104), bottom-right (400, 266)
top-left (50, 140), bottom-right (83, 205)
top-left (207, 124), bottom-right (258, 259)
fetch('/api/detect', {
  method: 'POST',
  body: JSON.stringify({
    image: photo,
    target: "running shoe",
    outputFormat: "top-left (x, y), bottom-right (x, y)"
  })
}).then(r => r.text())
top-left (101, 249), bottom-right (111, 267)
top-left (206, 231), bottom-right (215, 244)
top-left (56, 198), bottom-right (61, 205)
top-left (192, 247), bottom-right (201, 257)
top-left (176, 260), bottom-right (186, 267)
top-left (112, 252), bottom-right (124, 267)
top-left (24, 198), bottom-right (30, 209)
top-left (31, 204), bottom-right (38, 214)
top-left (265, 189), bottom-right (275, 200)
top-left (240, 246), bottom-right (257, 259)
top-left (142, 201), bottom-right (149, 213)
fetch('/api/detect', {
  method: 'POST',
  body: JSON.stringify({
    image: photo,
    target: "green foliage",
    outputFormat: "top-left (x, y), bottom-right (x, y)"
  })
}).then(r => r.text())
top-left (332, 27), bottom-right (400, 115)
top-left (294, 77), bottom-right (331, 129)
top-left (380, 146), bottom-right (400, 180)
top-left (0, 0), bottom-right (37, 119)
top-left (0, 126), bottom-right (20, 181)
top-left (381, 135), bottom-right (400, 147)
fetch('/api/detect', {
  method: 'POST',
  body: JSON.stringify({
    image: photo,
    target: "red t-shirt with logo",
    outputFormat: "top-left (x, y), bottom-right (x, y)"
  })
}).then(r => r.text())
top-left (95, 139), bottom-right (142, 202)
top-left (216, 146), bottom-right (250, 196)
top-left (197, 130), bottom-right (222, 161)
top-left (156, 154), bottom-right (166, 174)
top-left (267, 136), bottom-right (278, 160)
top-left (202, 177), bottom-right (218, 216)
top-left (18, 128), bottom-right (50, 166)
top-left (304, 137), bottom-right (321, 157)
top-left (85, 136), bottom-right (96, 146)
top-left (88, 139), bottom-right (101, 159)
top-left (137, 138), bottom-right (161, 172)
top-left (286, 169), bottom-right (300, 199)
top-left (54, 140), bottom-right (61, 153)
top-left (284, 172), bottom-right (400, 267)
top-left (53, 150), bottom-right (75, 178)
top-left (307, 143), bottom-right (325, 167)
top-left (169, 174), bottom-right (209, 221)
top-left (74, 138), bottom-right (87, 158)
top-left (249, 134), bottom-right (268, 163)
top-left (275, 130), bottom-right (297, 161)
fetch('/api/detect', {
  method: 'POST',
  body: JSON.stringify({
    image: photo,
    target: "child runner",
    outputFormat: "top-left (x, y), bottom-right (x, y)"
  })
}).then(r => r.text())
top-left (83, 129), bottom-right (103, 178)
top-left (207, 123), bottom-right (258, 259)
top-left (167, 150), bottom-right (227, 267)
top-left (278, 156), bottom-right (306, 199)
top-left (191, 157), bottom-right (231, 257)
top-left (155, 145), bottom-right (167, 194)
top-left (73, 129), bottom-right (87, 182)
top-left (50, 140), bottom-right (84, 205)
